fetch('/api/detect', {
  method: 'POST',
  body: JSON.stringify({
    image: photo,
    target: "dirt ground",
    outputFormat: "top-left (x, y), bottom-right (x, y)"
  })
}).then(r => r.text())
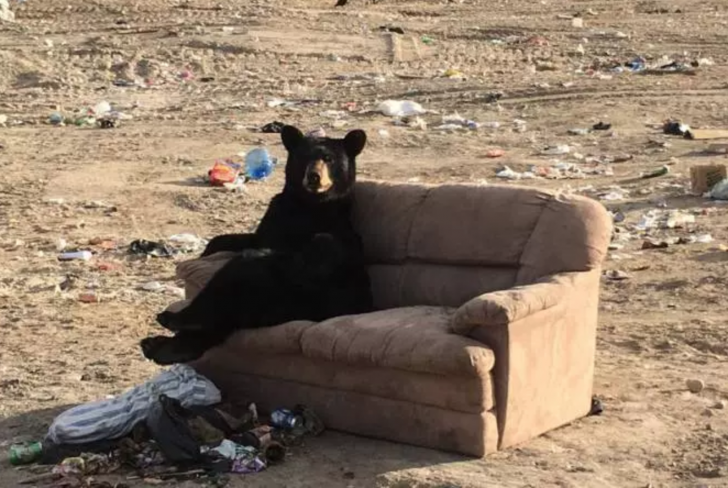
top-left (2, 0), bottom-right (728, 486)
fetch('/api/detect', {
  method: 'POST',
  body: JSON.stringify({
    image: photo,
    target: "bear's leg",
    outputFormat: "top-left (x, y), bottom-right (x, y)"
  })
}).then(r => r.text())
top-left (140, 331), bottom-right (226, 365)
top-left (201, 233), bottom-right (259, 257)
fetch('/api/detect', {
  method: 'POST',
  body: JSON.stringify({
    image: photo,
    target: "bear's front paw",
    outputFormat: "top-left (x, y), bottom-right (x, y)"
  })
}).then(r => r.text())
top-left (156, 311), bottom-right (178, 331)
top-left (140, 336), bottom-right (170, 361)
top-left (141, 335), bottom-right (202, 365)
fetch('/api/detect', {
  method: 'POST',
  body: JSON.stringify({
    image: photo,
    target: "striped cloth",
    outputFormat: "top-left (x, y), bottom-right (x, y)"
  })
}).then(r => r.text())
top-left (46, 364), bottom-right (221, 445)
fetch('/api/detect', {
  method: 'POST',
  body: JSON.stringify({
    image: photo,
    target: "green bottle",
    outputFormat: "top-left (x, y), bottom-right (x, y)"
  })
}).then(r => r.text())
top-left (8, 442), bottom-right (43, 466)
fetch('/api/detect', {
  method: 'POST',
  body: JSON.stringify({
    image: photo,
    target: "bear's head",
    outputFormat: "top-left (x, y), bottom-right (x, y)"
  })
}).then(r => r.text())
top-left (280, 125), bottom-right (367, 202)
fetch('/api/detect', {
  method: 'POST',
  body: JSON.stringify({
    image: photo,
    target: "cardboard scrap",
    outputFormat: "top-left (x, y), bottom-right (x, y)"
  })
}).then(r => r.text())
top-left (686, 129), bottom-right (728, 140)
top-left (690, 164), bottom-right (727, 194)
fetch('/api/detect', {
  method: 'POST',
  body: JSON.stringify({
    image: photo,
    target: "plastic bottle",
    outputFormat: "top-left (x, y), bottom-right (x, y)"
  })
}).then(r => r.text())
top-left (58, 251), bottom-right (93, 261)
top-left (244, 148), bottom-right (276, 181)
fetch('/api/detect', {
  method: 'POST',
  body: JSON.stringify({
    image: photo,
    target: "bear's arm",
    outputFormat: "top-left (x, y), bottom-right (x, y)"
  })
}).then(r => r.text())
top-left (200, 233), bottom-right (260, 257)
top-left (200, 194), bottom-right (289, 257)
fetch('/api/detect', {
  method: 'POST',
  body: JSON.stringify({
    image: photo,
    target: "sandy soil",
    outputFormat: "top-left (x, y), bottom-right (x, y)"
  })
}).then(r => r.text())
top-left (2, 0), bottom-right (728, 487)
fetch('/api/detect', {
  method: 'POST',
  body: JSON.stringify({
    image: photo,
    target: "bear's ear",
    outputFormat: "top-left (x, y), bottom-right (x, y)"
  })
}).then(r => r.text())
top-left (281, 125), bottom-right (305, 152)
top-left (343, 129), bottom-right (367, 158)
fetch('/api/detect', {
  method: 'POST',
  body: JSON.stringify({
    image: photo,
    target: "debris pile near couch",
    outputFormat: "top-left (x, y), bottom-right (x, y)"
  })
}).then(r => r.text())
top-left (9, 365), bottom-right (324, 486)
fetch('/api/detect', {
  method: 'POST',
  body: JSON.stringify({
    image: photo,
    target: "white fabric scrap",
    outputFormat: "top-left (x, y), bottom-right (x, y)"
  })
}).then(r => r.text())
top-left (46, 364), bottom-right (221, 445)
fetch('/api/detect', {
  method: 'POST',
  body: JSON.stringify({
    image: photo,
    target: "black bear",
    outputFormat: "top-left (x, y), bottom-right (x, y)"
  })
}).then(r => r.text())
top-left (140, 125), bottom-right (374, 365)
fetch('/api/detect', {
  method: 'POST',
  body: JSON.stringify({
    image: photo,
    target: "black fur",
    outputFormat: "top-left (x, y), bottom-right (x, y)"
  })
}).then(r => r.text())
top-left (140, 126), bottom-right (373, 365)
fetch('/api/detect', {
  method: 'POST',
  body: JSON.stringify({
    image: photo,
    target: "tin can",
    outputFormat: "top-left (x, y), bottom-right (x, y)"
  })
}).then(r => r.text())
top-left (270, 408), bottom-right (303, 430)
top-left (9, 442), bottom-right (43, 466)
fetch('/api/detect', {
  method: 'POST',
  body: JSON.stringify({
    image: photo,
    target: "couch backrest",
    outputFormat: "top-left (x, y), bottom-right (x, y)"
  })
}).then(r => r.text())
top-left (352, 180), bottom-right (612, 310)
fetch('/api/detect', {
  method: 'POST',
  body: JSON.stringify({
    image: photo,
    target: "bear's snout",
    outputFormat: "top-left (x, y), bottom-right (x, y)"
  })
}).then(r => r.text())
top-left (304, 160), bottom-right (333, 193)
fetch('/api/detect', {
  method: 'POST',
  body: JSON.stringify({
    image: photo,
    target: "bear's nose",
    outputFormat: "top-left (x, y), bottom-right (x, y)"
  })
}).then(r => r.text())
top-left (307, 172), bottom-right (321, 186)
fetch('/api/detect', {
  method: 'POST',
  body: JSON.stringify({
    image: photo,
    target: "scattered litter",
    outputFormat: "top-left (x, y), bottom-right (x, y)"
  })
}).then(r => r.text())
top-left (206, 440), bottom-right (267, 474)
top-left (379, 25), bottom-right (405, 35)
top-left (485, 149), bottom-right (505, 158)
top-left (49, 112), bottom-right (64, 126)
top-left (434, 114), bottom-right (479, 131)
top-left (640, 165), bottom-right (670, 179)
top-left (139, 281), bottom-right (164, 292)
top-left (568, 128), bottom-right (591, 136)
top-left (168, 233), bottom-right (207, 254)
top-left (261, 121), bottom-right (285, 133)
top-left (604, 270), bottom-right (630, 281)
top-left (58, 250), bottom-right (93, 261)
top-left (707, 178), bottom-right (728, 200)
top-left (513, 119), bottom-right (527, 133)
top-left (270, 408), bottom-right (303, 429)
top-left (480, 121), bottom-right (501, 130)
top-left (611, 211), bottom-right (626, 223)
top-left (540, 145), bottom-right (571, 156)
top-left (624, 56), bottom-right (646, 73)
top-left (686, 129), bottom-right (728, 141)
top-left (663, 120), bottom-right (690, 136)
top-left (307, 127), bottom-right (327, 138)
top-left (394, 116), bottom-right (427, 130)
top-left (9, 442), bottom-right (43, 466)
top-left (636, 209), bottom-right (695, 230)
top-left (593, 122), bottom-right (612, 131)
top-left (442, 68), bottom-right (465, 79)
top-left (208, 159), bottom-right (242, 187)
top-left (78, 292), bottom-right (100, 303)
top-left (0, 0), bottom-right (14, 22)
top-left (129, 239), bottom-right (174, 258)
top-left (377, 100), bottom-right (426, 117)
top-left (642, 239), bottom-right (670, 250)
top-left (598, 186), bottom-right (629, 201)
top-left (245, 147), bottom-right (277, 181)
top-left (496, 166), bottom-right (536, 180)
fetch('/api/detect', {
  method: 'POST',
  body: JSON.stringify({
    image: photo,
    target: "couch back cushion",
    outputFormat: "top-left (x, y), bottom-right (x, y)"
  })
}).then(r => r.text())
top-left (352, 180), bottom-right (611, 309)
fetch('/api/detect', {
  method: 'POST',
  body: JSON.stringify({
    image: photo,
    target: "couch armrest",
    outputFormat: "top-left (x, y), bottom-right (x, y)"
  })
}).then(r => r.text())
top-left (450, 270), bottom-right (602, 450)
top-left (452, 273), bottom-right (571, 332)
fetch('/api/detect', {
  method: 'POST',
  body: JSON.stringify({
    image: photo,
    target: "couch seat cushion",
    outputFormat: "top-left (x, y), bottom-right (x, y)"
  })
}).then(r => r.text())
top-left (300, 306), bottom-right (495, 378)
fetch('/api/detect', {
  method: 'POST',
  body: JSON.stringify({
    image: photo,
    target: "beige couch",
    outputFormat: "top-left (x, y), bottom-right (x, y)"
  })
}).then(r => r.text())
top-left (173, 180), bottom-right (612, 456)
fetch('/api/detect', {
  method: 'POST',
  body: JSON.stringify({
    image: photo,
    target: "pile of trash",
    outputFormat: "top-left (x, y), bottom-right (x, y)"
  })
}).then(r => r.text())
top-left (0, 0), bottom-right (14, 22)
top-left (9, 365), bottom-right (325, 486)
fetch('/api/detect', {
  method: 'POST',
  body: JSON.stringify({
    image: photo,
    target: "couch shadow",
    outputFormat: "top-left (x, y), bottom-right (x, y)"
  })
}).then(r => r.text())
top-left (0, 405), bottom-right (476, 488)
